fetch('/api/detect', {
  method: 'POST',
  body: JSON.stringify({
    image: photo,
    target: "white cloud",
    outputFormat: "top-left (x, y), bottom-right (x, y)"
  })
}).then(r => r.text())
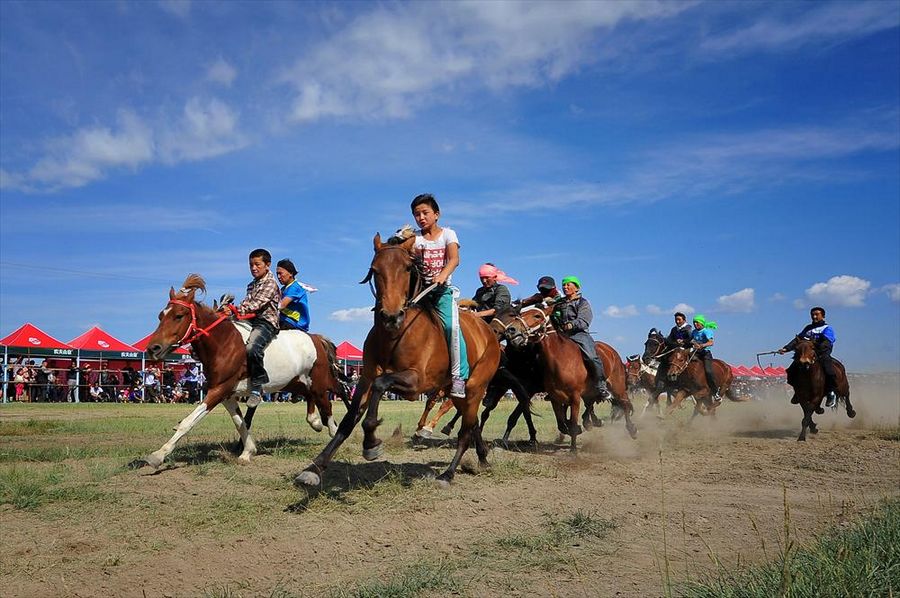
top-left (882, 283), bottom-right (900, 303)
top-left (805, 275), bottom-right (871, 307)
top-left (701, 2), bottom-right (900, 54)
top-left (206, 58), bottom-right (237, 87)
top-left (329, 307), bottom-right (374, 322)
top-left (603, 304), bottom-right (639, 318)
top-left (158, 97), bottom-right (248, 163)
top-left (2, 99), bottom-right (247, 193)
top-left (281, 2), bottom-right (689, 123)
top-left (646, 303), bottom-right (694, 316)
top-left (769, 292), bottom-right (786, 302)
top-left (716, 288), bottom-right (755, 313)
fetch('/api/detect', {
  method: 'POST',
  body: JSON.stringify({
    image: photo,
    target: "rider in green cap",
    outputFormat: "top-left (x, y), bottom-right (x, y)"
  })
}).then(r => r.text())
top-left (691, 314), bottom-right (720, 402)
top-left (552, 275), bottom-right (611, 400)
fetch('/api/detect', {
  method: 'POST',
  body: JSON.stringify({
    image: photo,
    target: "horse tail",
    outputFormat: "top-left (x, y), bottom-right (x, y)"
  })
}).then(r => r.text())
top-left (320, 335), bottom-right (351, 408)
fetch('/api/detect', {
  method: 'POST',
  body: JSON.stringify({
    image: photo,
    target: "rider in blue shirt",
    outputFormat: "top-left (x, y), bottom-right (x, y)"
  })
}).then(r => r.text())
top-left (275, 259), bottom-right (310, 331)
top-left (778, 306), bottom-right (839, 407)
top-left (691, 314), bottom-right (720, 402)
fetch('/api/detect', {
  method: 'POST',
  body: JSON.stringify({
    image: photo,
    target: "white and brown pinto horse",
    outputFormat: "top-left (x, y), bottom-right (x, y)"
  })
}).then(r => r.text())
top-left (141, 274), bottom-right (347, 468)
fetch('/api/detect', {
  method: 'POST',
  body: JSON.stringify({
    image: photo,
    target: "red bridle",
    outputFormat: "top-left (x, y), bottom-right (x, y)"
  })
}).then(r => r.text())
top-left (167, 299), bottom-right (251, 346)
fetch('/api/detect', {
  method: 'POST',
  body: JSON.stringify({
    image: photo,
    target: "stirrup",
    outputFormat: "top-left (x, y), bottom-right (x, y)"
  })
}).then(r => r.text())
top-left (450, 377), bottom-right (466, 399)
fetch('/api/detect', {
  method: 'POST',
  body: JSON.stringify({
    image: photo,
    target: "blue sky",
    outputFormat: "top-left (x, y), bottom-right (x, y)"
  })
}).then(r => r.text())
top-left (1, 1), bottom-right (898, 372)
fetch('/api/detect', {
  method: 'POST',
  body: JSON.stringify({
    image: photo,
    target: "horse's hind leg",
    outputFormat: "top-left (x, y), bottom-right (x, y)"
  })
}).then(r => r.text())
top-left (223, 398), bottom-right (257, 463)
top-left (436, 393), bottom-right (482, 486)
top-left (441, 411), bottom-right (461, 436)
top-left (619, 398), bottom-right (638, 439)
top-left (306, 395), bottom-right (324, 433)
top-left (317, 393), bottom-right (338, 437)
top-left (844, 390), bottom-right (856, 419)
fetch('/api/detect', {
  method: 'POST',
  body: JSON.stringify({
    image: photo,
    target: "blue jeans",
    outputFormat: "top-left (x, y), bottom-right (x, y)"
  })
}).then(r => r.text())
top-left (247, 321), bottom-right (277, 392)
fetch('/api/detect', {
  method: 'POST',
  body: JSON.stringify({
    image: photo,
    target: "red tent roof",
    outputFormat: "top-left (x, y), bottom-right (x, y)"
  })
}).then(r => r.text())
top-left (335, 341), bottom-right (363, 361)
top-left (68, 326), bottom-right (140, 353)
top-left (731, 365), bottom-right (753, 377)
top-left (132, 333), bottom-right (190, 355)
top-left (765, 366), bottom-right (786, 377)
top-left (749, 365), bottom-right (767, 377)
top-left (0, 323), bottom-right (73, 350)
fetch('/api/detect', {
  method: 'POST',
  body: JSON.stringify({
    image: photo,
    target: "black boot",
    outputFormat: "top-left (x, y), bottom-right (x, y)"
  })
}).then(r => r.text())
top-left (588, 359), bottom-right (612, 400)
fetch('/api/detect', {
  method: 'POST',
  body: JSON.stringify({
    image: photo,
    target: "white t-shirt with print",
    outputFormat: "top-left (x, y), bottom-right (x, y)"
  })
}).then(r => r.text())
top-left (414, 227), bottom-right (460, 284)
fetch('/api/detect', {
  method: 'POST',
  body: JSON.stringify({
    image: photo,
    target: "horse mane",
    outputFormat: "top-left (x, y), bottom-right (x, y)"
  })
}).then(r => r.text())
top-left (178, 274), bottom-right (207, 299)
top-left (387, 224), bottom-right (416, 245)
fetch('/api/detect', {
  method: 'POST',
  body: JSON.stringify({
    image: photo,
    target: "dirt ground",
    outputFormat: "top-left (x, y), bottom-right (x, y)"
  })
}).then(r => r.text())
top-left (2, 383), bottom-right (898, 598)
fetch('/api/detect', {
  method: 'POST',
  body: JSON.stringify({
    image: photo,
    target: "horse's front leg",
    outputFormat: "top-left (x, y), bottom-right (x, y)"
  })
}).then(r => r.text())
top-left (223, 397), bottom-right (257, 463)
top-left (142, 385), bottom-right (229, 469)
top-left (798, 403), bottom-right (811, 441)
top-left (568, 395), bottom-right (583, 452)
top-left (363, 371), bottom-right (419, 461)
top-left (306, 395), bottom-right (324, 433)
top-left (665, 390), bottom-right (687, 418)
top-left (617, 397), bottom-right (638, 439)
top-left (294, 377), bottom-right (372, 488)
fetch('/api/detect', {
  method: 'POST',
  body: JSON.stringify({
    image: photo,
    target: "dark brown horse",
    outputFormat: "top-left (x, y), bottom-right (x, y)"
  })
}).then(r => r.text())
top-left (786, 339), bottom-right (855, 441)
top-left (293, 234), bottom-right (501, 489)
top-left (498, 302), bottom-right (637, 450)
top-left (141, 275), bottom-right (347, 468)
top-left (663, 348), bottom-right (734, 419)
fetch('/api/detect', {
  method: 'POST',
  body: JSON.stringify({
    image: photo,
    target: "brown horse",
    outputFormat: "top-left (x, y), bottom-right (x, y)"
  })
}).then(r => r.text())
top-left (498, 302), bottom-right (637, 450)
top-left (663, 348), bottom-right (734, 419)
top-left (293, 234), bottom-right (501, 489)
top-left (625, 355), bottom-right (666, 417)
top-left (140, 274), bottom-right (348, 468)
top-left (787, 339), bottom-right (855, 441)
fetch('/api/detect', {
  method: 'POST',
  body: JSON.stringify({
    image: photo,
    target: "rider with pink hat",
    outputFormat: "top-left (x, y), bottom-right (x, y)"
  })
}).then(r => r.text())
top-left (471, 263), bottom-right (518, 321)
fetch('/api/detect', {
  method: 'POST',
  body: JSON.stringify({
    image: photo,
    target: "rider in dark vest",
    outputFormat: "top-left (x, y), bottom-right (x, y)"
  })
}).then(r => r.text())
top-left (471, 263), bottom-right (515, 322)
top-left (778, 306), bottom-right (839, 407)
top-left (655, 312), bottom-right (693, 391)
top-left (520, 276), bottom-right (560, 307)
top-left (552, 275), bottom-right (611, 401)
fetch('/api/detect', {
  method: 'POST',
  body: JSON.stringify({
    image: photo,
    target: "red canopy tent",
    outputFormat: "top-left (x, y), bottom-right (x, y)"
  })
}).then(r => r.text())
top-left (764, 366), bottom-right (787, 377)
top-left (335, 341), bottom-right (363, 375)
top-left (68, 326), bottom-right (142, 358)
top-left (132, 333), bottom-right (193, 362)
top-left (1, 323), bottom-right (78, 402)
top-left (731, 365), bottom-right (754, 377)
top-left (748, 365), bottom-right (768, 377)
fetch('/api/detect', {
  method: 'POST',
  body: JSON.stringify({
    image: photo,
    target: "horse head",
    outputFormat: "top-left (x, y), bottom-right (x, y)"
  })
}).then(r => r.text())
top-left (502, 303), bottom-right (552, 348)
top-left (625, 356), bottom-right (642, 388)
top-left (366, 233), bottom-right (418, 331)
top-left (666, 347), bottom-right (691, 382)
top-left (642, 328), bottom-right (666, 364)
top-left (146, 274), bottom-right (207, 360)
top-left (794, 338), bottom-right (817, 369)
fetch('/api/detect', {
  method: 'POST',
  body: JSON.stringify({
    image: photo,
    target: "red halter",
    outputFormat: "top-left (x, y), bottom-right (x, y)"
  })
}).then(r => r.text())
top-left (167, 299), bottom-right (245, 346)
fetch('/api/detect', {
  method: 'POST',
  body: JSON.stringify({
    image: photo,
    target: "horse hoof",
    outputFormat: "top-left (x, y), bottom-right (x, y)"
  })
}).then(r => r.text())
top-left (627, 425), bottom-right (638, 440)
top-left (327, 422), bottom-right (338, 438)
top-left (237, 454), bottom-right (252, 464)
top-left (440, 425), bottom-right (453, 436)
top-left (434, 476), bottom-right (452, 489)
top-left (144, 453), bottom-right (165, 469)
top-left (293, 470), bottom-right (321, 488)
top-left (363, 444), bottom-right (384, 462)
top-left (308, 420), bottom-right (324, 433)
top-left (847, 409), bottom-right (857, 419)
top-left (415, 426), bottom-right (433, 439)
top-left (810, 427), bottom-right (819, 435)
top-left (815, 407), bottom-right (825, 415)
top-left (797, 437), bottom-right (806, 442)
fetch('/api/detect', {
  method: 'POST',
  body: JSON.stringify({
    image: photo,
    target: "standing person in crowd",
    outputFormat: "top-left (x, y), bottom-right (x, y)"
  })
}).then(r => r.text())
top-left (220, 248), bottom-right (281, 407)
top-left (552, 275), bottom-right (612, 400)
top-left (144, 367), bottom-right (159, 403)
top-left (36, 360), bottom-right (51, 402)
top-left (66, 361), bottom-right (80, 403)
top-left (410, 193), bottom-right (468, 398)
top-left (275, 258), bottom-right (310, 331)
top-left (181, 364), bottom-right (199, 403)
top-left (471, 263), bottom-right (516, 321)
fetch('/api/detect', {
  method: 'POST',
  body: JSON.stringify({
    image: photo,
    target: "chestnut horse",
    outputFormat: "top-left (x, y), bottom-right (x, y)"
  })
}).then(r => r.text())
top-left (786, 339), bottom-right (855, 441)
top-left (293, 234), bottom-right (501, 489)
top-left (662, 348), bottom-right (733, 419)
top-left (141, 275), bottom-right (348, 468)
top-left (498, 303), bottom-right (637, 450)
